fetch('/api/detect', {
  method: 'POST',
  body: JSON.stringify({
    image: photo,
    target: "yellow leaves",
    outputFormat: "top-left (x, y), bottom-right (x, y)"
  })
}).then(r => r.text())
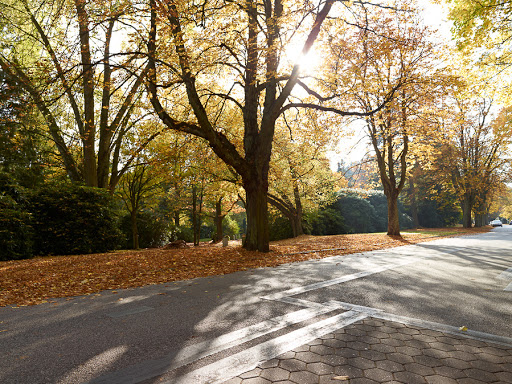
top-left (459, 325), bottom-right (468, 332)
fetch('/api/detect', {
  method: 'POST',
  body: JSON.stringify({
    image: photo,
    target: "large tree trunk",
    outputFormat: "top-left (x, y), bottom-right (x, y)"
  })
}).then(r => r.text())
top-left (461, 195), bottom-right (472, 228)
top-left (290, 215), bottom-right (304, 238)
top-left (386, 191), bottom-right (401, 236)
top-left (243, 179), bottom-right (269, 252)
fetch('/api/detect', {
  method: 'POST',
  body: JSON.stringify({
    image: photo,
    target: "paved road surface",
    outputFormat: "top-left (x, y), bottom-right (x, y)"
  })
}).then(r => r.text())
top-left (1, 227), bottom-right (511, 383)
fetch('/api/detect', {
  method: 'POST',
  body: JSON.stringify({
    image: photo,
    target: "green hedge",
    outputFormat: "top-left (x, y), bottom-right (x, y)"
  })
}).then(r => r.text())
top-left (28, 184), bottom-right (122, 256)
top-left (0, 194), bottom-right (33, 260)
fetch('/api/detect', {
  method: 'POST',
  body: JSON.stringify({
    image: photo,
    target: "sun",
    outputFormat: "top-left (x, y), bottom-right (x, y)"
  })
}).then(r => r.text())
top-left (285, 40), bottom-right (324, 74)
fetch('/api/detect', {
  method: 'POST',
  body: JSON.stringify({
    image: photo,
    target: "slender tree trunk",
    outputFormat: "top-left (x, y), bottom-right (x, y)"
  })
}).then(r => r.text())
top-left (192, 185), bottom-right (198, 246)
top-left (386, 191), bottom-right (401, 236)
top-left (243, 178), bottom-right (269, 252)
top-left (174, 184), bottom-right (181, 226)
top-left (197, 185), bottom-right (204, 246)
top-left (174, 211), bottom-right (180, 226)
top-left (408, 176), bottom-right (419, 228)
top-left (214, 198), bottom-right (224, 242)
top-left (131, 210), bottom-right (139, 249)
top-left (292, 183), bottom-right (304, 237)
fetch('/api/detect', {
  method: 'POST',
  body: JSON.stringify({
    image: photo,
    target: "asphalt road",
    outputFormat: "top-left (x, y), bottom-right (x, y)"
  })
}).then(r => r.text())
top-left (1, 226), bottom-right (511, 384)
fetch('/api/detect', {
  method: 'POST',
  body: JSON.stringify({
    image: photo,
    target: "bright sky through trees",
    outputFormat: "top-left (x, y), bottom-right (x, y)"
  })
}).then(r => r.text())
top-left (326, 0), bottom-right (453, 170)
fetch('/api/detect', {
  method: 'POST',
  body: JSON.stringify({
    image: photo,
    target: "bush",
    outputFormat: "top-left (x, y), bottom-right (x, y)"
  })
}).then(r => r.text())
top-left (305, 208), bottom-right (345, 236)
top-left (0, 194), bottom-right (33, 260)
top-left (222, 215), bottom-right (240, 238)
top-left (169, 224), bottom-right (194, 243)
top-left (268, 213), bottom-right (293, 241)
top-left (336, 195), bottom-right (378, 233)
top-left (28, 183), bottom-right (122, 255)
top-left (120, 210), bottom-right (170, 249)
top-left (417, 199), bottom-right (461, 228)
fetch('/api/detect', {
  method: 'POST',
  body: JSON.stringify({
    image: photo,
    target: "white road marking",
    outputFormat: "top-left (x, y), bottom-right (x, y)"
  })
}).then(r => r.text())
top-left (497, 267), bottom-right (512, 291)
top-left (86, 303), bottom-right (345, 384)
top-left (497, 267), bottom-right (512, 280)
top-left (170, 310), bottom-right (368, 384)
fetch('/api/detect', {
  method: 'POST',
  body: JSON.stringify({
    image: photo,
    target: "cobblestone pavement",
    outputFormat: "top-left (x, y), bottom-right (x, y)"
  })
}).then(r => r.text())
top-left (222, 318), bottom-right (512, 384)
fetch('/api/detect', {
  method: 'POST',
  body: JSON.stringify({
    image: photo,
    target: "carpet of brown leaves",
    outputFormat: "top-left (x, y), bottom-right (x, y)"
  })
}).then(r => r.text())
top-left (0, 227), bottom-right (490, 307)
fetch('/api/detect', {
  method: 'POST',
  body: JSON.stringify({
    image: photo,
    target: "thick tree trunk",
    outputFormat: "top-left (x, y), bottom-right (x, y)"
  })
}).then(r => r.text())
top-left (461, 196), bottom-right (472, 228)
top-left (289, 214), bottom-right (304, 238)
top-left (386, 191), bottom-right (401, 236)
top-left (474, 213), bottom-right (484, 227)
top-left (243, 179), bottom-right (269, 252)
top-left (131, 210), bottom-right (139, 249)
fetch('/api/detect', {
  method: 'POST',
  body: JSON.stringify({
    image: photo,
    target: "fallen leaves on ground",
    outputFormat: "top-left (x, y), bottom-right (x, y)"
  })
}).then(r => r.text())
top-left (0, 227), bottom-right (490, 307)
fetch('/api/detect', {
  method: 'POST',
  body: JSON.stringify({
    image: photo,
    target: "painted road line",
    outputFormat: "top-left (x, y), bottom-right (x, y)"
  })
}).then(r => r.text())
top-left (86, 303), bottom-right (343, 384)
top-left (497, 267), bottom-right (512, 280)
top-left (261, 257), bottom-right (424, 301)
top-left (329, 300), bottom-right (512, 348)
top-left (171, 310), bottom-right (368, 384)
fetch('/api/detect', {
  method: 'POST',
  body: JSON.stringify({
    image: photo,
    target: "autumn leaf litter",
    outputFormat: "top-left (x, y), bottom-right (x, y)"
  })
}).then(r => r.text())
top-left (0, 228), bottom-right (489, 307)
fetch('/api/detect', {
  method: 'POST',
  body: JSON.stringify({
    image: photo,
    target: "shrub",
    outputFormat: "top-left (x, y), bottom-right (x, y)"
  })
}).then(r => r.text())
top-left (0, 194), bottom-right (33, 260)
top-left (305, 208), bottom-right (345, 236)
top-left (28, 183), bottom-right (122, 255)
top-left (268, 213), bottom-right (294, 241)
top-left (120, 210), bottom-right (170, 249)
top-left (222, 215), bottom-right (240, 238)
top-left (336, 195), bottom-right (378, 233)
top-left (169, 224), bottom-right (194, 243)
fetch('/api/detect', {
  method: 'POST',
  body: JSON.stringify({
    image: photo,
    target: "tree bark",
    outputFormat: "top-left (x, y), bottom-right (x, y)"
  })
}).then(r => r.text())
top-left (243, 178), bottom-right (269, 252)
top-left (386, 190), bottom-right (401, 236)
top-left (461, 195), bottom-right (473, 228)
top-left (192, 185), bottom-right (199, 246)
top-left (214, 198), bottom-right (224, 242)
top-left (131, 210), bottom-right (139, 249)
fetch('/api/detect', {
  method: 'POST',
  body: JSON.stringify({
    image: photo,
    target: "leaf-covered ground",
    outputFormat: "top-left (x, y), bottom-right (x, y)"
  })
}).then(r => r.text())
top-left (0, 227), bottom-right (490, 307)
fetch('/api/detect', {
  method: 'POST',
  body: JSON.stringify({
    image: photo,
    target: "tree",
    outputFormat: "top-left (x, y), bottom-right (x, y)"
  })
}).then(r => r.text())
top-left (447, 0), bottom-right (512, 71)
top-left (146, 0), bottom-right (400, 251)
top-left (439, 96), bottom-right (511, 227)
top-left (0, 0), bottom-right (156, 191)
top-left (267, 117), bottom-right (342, 237)
top-left (326, 1), bottom-right (441, 235)
top-left (0, 69), bottom-right (50, 188)
top-left (117, 164), bottom-right (162, 249)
